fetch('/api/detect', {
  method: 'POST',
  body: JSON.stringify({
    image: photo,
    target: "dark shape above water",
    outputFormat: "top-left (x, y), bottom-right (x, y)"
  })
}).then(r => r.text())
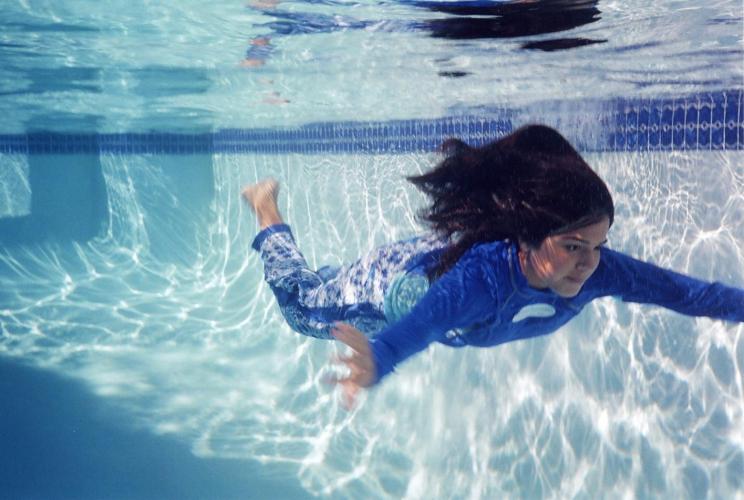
top-left (413, 0), bottom-right (599, 17)
top-left (419, 0), bottom-right (602, 40)
top-left (521, 37), bottom-right (606, 51)
top-left (246, 0), bottom-right (602, 52)
top-left (438, 71), bottom-right (471, 78)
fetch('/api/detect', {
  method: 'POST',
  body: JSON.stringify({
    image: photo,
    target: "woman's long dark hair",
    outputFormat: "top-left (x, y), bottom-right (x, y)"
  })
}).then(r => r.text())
top-left (408, 124), bottom-right (615, 278)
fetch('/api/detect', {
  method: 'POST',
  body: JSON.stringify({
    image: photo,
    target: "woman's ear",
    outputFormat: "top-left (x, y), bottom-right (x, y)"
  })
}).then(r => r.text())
top-left (518, 240), bottom-right (535, 254)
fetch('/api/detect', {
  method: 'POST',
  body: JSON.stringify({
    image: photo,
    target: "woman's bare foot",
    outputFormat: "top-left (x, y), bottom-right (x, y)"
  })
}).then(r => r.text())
top-left (242, 178), bottom-right (284, 229)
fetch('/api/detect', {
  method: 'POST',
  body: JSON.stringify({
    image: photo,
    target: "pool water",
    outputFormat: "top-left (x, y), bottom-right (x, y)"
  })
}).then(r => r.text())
top-left (1, 0), bottom-right (742, 131)
top-left (1, 1), bottom-right (743, 499)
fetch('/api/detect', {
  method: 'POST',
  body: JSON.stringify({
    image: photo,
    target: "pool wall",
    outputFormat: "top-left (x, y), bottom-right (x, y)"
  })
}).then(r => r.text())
top-left (0, 89), bottom-right (741, 155)
top-left (0, 88), bottom-right (742, 499)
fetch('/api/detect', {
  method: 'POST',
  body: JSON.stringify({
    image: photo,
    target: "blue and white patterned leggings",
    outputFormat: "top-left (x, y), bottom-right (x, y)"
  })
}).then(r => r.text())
top-left (252, 224), bottom-right (445, 339)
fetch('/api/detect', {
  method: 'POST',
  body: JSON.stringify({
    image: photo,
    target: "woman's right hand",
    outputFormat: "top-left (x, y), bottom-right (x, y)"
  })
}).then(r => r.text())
top-left (330, 322), bottom-right (377, 409)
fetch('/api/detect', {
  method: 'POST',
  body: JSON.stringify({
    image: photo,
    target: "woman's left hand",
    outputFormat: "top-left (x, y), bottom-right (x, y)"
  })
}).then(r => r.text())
top-left (330, 322), bottom-right (377, 409)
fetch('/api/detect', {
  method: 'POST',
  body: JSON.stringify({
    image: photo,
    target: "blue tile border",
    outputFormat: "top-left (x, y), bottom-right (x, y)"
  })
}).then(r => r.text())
top-left (0, 89), bottom-right (741, 155)
top-left (606, 90), bottom-right (743, 152)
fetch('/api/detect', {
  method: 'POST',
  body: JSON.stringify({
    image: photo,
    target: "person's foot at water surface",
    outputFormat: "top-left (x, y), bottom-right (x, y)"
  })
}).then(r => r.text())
top-left (242, 178), bottom-right (284, 229)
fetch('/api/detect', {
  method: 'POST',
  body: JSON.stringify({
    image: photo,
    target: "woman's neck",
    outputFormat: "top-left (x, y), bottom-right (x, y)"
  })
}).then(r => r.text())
top-left (518, 247), bottom-right (546, 290)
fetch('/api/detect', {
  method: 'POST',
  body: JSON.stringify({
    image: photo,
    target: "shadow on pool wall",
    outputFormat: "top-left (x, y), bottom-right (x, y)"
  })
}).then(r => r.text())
top-left (0, 357), bottom-right (309, 500)
top-left (0, 153), bottom-right (108, 245)
top-left (0, 151), bottom-right (215, 266)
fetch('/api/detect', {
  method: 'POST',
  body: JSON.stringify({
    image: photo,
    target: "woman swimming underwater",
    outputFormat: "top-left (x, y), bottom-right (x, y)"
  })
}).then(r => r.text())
top-left (243, 125), bottom-right (744, 406)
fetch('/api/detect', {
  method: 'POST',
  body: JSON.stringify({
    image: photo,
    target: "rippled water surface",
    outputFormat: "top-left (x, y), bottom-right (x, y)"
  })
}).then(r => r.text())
top-left (0, 0), bottom-right (742, 130)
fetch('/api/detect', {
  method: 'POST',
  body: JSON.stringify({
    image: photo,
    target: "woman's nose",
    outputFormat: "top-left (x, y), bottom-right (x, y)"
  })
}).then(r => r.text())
top-left (577, 249), bottom-right (596, 270)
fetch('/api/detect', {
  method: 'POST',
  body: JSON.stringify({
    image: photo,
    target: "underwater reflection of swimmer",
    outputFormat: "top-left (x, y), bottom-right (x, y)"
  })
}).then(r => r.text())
top-left (241, 36), bottom-right (273, 68)
top-left (253, 0), bottom-right (604, 44)
top-left (247, 0), bottom-right (280, 10)
top-left (240, 36), bottom-right (290, 105)
top-left (240, 0), bottom-right (605, 86)
top-left (242, 125), bottom-right (744, 408)
top-left (415, 0), bottom-right (606, 49)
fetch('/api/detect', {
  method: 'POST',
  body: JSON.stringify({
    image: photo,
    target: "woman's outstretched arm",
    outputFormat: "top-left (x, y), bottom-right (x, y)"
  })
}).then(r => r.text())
top-left (594, 248), bottom-right (744, 322)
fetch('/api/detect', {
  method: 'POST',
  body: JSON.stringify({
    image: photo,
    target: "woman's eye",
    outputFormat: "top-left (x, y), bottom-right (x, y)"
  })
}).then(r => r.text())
top-left (565, 244), bottom-right (579, 252)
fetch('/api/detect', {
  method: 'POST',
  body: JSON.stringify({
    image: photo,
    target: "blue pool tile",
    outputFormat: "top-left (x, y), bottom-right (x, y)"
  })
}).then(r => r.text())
top-left (672, 101), bottom-right (686, 148)
top-left (710, 94), bottom-right (725, 148)
top-left (0, 135), bottom-right (25, 153)
top-left (697, 97), bottom-right (713, 149)
top-left (648, 103), bottom-right (663, 150)
top-left (638, 104), bottom-right (650, 150)
top-left (711, 91), bottom-right (726, 124)
top-left (660, 101), bottom-right (673, 149)
top-left (684, 102), bottom-right (699, 149)
top-left (625, 106), bottom-right (639, 151)
top-left (738, 90), bottom-right (744, 149)
top-left (0, 89), bottom-right (741, 155)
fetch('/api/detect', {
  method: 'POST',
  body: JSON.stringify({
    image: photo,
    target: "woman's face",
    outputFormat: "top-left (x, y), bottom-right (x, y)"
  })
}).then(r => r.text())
top-left (520, 217), bottom-right (611, 297)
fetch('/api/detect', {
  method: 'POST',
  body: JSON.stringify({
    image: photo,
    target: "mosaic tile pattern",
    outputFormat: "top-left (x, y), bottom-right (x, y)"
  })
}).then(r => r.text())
top-left (608, 90), bottom-right (742, 151)
top-left (0, 90), bottom-right (740, 155)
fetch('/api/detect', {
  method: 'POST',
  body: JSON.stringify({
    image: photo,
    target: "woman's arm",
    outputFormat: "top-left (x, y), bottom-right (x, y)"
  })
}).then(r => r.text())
top-left (372, 251), bottom-right (498, 379)
top-left (597, 248), bottom-right (744, 322)
top-left (331, 254), bottom-right (495, 405)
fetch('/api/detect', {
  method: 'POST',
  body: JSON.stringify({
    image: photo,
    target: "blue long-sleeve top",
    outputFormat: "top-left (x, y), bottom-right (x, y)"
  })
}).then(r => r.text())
top-left (370, 240), bottom-right (744, 382)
